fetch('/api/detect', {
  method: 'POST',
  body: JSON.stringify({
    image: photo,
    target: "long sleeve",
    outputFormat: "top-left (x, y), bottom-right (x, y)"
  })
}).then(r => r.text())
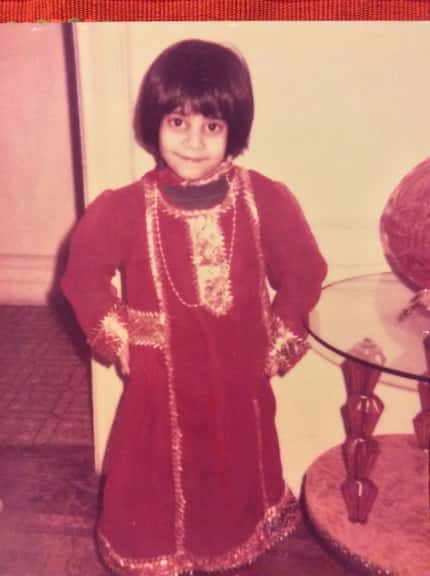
top-left (61, 188), bottom-right (131, 365)
top-left (250, 170), bottom-right (328, 376)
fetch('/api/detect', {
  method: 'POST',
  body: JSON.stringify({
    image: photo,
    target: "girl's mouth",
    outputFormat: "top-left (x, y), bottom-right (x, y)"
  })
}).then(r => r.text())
top-left (177, 154), bottom-right (206, 163)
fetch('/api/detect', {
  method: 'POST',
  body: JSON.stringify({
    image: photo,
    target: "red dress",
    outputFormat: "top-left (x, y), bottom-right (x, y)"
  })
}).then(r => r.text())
top-left (61, 164), bottom-right (327, 575)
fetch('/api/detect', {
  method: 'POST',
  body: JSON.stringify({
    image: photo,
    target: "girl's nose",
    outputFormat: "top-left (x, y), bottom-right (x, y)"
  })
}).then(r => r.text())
top-left (185, 126), bottom-right (204, 150)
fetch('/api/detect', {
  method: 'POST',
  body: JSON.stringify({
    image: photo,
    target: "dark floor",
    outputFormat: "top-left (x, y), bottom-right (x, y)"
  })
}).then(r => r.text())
top-left (0, 304), bottom-right (361, 576)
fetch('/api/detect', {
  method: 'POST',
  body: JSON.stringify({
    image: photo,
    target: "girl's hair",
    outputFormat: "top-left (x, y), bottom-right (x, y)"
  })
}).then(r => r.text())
top-left (133, 39), bottom-right (254, 159)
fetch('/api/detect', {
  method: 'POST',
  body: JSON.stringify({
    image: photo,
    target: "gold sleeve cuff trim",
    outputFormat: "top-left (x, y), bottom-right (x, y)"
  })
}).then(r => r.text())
top-left (87, 302), bottom-right (128, 362)
top-left (88, 304), bottom-right (169, 361)
top-left (265, 316), bottom-right (309, 377)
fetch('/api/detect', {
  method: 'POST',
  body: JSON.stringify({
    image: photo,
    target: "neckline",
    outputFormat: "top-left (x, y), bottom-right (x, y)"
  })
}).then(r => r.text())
top-left (149, 164), bottom-right (240, 219)
top-left (161, 178), bottom-right (229, 211)
top-left (155, 158), bottom-right (233, 188)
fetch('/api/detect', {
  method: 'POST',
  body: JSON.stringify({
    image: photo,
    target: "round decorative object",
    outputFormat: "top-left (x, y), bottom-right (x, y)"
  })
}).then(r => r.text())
top-left (380, 158), bottom-right (430, 291)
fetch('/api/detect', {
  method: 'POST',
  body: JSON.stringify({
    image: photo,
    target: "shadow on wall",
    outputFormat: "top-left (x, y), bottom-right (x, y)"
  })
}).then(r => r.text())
top-left (48, 228), bottom-right (89, 363)
top-left (47, 24), bottom-right (87, 361)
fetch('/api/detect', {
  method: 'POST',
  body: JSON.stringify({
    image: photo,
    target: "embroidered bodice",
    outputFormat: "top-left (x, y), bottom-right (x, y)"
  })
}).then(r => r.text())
top-left (148, 166), bottom-right (239, 317)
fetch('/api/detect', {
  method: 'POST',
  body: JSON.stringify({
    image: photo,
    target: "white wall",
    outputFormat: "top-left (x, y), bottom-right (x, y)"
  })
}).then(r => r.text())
top-left (75, 22), bottom-right (427, 488)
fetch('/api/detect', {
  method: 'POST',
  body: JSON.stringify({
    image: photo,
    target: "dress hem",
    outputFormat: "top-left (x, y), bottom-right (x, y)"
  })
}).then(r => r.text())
top-left (96, 488), bottom-right (301, 576)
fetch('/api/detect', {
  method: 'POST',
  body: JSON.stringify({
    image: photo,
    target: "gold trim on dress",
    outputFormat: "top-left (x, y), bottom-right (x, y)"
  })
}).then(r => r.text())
top-left (241, 171), bottom-right (309, 378)
top-left (253, 398), bottom-right (269, 512)
top-left (87, 301), bottom-right (128, 361)
top-left (265, 316), bottom-right (309, 378)
top-left (240, 170), bottom-right (273, 373)
top-left (239, 169), bottom-right (275, 515)
top-left (97, 488), bottom-right (300, 576)
top-left (128, 308), bottom-right (167, 349)
top-left (152, 169), bottom-right (240, 317)
top-left (88, 304), bottom-right (170, 356)
top-left (145, 177), bottom-right (186, 554)
top-left (187, 212), bottom-right (234, 316)
top-left (156, 165), bottom-right (238, 220)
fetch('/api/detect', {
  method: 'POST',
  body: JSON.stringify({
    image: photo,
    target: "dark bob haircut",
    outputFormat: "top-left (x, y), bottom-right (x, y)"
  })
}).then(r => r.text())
top-left (133, 39), bottom-right (254, 159)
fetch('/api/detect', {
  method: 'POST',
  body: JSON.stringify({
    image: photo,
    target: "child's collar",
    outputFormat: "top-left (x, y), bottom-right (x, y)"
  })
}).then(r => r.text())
top-left (155, 157), bottom-right (234, 188)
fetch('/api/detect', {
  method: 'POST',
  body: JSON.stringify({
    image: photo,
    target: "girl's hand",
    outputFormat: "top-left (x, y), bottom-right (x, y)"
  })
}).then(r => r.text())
top-left (118, 346), bottom-right (130, 377)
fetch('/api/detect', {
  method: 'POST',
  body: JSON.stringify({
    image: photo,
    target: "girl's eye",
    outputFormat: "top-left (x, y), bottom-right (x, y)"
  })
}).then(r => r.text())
top-left (168, 116), bottom-right (186, 129)
top-left (206, 121), bottom-right (225, 134)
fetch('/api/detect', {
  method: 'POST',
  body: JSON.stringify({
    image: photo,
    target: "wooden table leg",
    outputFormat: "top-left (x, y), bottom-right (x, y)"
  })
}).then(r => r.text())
top-left (340, 338), bottom-right (385, 523)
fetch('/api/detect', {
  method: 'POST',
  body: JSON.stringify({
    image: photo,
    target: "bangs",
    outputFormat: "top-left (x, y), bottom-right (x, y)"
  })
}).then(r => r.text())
top-left (159, 84), bottom-right (232, 121)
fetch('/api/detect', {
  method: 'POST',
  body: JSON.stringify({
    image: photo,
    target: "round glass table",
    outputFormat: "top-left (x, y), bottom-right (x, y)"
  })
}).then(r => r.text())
top-left (306, 271), bottom-right (430, 383)
top-left (302, 272), bottom-right (430, 576)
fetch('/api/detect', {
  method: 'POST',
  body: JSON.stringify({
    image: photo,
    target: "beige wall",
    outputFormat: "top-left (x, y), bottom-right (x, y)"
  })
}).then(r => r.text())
top-left (128, 22), bottom-right (430, 282)
top-left (0, 24), bottom-right (76, 304)
top-left (76, 22), bottom-right (426, 485)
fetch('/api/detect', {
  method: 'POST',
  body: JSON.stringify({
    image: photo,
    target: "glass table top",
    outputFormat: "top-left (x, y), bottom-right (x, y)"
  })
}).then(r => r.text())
top-left (306, 272), bottom-right (430, 382)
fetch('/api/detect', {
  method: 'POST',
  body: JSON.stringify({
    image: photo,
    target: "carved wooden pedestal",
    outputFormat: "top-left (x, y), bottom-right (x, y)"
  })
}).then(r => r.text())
top-left (340, 338), bottom-right (385, 523)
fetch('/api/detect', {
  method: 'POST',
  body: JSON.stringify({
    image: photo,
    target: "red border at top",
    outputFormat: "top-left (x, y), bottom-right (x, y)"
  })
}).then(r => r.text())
top-left (1, 0), bottom-right (429, 23)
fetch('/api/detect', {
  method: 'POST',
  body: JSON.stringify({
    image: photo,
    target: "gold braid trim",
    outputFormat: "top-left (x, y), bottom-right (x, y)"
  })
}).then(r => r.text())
top-left (154, 167), bottom-right (240, 317)
top-left (87, 301), bottom-right (128, 363)
top-left (239, 169), bottom-right (309, 379)
top-left (128, 308), bottom-right (167, 349)
top-left (253, 398), bottom-right (269, 512)
top-left (145, 176), bottom-right (186, 553)
top-left (187, 210), bottom-right (234, 317)
top-left (87, 304), bottom-right (169, 362)
top-left (97, 489), bottom-right (300, 576)
top-left (265, 316), bottom-right (309, 378)
top-left (239, 170), bottom-right (273, 371)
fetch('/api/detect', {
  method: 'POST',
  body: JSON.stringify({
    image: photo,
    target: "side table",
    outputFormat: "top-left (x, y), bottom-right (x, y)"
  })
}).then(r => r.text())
top-left (303, 273), bottom-right (430, 575)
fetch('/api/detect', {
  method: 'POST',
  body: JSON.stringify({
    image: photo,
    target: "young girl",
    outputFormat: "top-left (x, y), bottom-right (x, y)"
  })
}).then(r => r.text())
top-left (62, 39), bottom-right (327, 576)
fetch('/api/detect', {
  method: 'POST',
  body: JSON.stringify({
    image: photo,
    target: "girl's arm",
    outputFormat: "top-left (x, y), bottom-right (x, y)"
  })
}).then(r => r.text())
top-left (251, 171), bottom-right (328, 376)
top-left (61, 189), bottom-right (131, 365)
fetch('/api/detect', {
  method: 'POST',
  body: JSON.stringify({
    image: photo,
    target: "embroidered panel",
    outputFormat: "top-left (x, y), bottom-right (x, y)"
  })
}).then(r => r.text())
top-left (187, 212), bottom-right (234, 317)
top-left (151, 168), bottom-right (241, 317)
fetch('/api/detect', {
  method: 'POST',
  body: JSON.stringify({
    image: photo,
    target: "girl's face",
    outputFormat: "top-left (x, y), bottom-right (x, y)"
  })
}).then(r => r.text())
top-left (159, 104), bottom-right (228, 181)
